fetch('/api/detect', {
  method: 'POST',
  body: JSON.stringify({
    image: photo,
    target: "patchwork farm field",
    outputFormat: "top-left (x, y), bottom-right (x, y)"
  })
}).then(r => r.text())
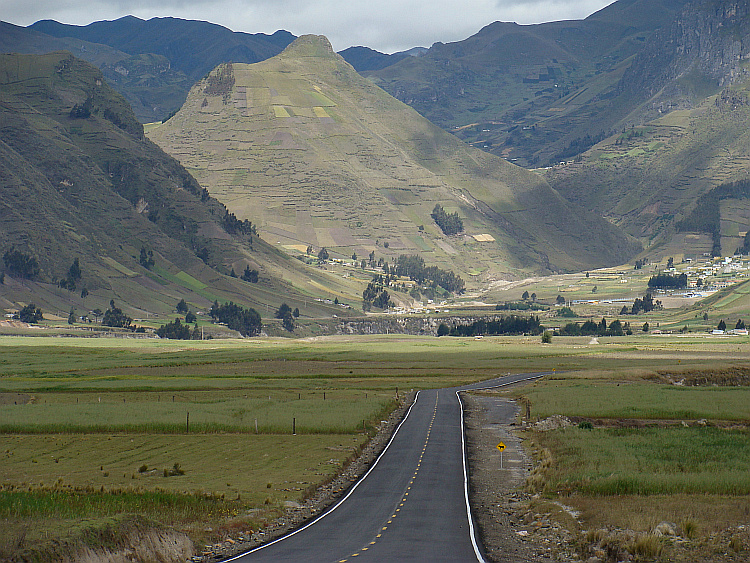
top-left (1, 334), bottom-right (749, 561)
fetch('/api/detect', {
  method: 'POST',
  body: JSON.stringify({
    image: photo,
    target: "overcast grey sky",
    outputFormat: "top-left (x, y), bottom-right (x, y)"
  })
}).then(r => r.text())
top-left (2, 0), bottom-right (616, 53)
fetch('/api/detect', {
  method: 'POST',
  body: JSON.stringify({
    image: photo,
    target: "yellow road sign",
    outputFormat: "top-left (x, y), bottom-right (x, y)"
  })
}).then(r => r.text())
top-left (496, 442), bottom-right (506, 452)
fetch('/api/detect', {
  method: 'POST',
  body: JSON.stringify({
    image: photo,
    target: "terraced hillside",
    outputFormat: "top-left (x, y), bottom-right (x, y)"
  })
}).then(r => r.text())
top-left (149, 36), bottom-right (639, 281)
top-left (0, 51), bottom-right (347, 321)
top-left (547, 1), bottom-right (750, 258)
top-left (364, 0), bottom-right (691, 166)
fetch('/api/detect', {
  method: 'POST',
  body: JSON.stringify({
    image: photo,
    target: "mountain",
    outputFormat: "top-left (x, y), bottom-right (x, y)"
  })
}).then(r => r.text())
top-left (2, 17), bottom-right (296, 123)
top-left (337, 46), bottom-right (422, 72)
top-left (30, 17), bottom-right (296, 83)
top-left (546, 0), bottom-right (750, 256)
top-left (0, 51), bottom-right (346, 322)
top-left (362, 0), bottom-right (691, 166)
top-left (148, 35), bottom-right (640, 281)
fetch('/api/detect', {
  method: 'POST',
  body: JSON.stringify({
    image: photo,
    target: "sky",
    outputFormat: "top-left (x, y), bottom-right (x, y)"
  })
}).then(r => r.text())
top-left (2, 0), bottom-right (617, 53)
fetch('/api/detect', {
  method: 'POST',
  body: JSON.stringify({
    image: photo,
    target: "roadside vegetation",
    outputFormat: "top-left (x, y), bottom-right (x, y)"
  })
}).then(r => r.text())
top-left (509, 364), bottom-right (750, 561)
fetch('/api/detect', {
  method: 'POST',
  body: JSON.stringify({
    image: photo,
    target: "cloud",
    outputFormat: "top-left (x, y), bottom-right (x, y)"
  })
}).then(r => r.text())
top-left (2, 0), bottom-right (615, 53)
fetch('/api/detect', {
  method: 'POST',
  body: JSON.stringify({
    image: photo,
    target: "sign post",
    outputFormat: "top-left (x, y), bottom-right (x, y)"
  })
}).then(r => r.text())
top-left (496, 442), bottom-right (506, 469)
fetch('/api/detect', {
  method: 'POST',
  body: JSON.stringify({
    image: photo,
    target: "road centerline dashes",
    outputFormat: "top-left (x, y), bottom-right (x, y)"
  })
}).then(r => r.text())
top-left (338, 394), bottom-right (439, 562)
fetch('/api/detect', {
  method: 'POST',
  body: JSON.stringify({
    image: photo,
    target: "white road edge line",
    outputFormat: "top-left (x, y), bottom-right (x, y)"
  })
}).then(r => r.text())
top-left (224, 390), bottom-right (424, 561)
top-left (457, 372), bottom-right (548, 563)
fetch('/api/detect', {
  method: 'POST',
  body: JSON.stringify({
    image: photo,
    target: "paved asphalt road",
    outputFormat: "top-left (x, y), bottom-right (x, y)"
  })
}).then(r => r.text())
top-left (228, 373), bottom-right (546, 563)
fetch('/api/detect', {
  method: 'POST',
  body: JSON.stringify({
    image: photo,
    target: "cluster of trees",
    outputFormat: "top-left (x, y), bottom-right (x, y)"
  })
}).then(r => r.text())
top-left (363, 280), bottom-right (392, 311)
top-left (431, 204), bottom-right (463, 236)
top-left (58, 258), bottom-right (82, 291)
top-left (275, 303), bottom-right (299, 332)
top-left (102, 300), bottom-right (133, 329)
top-left (16, 303), bottom-right (43, 323)
top-left (242, 266), bottom-right (259, 283)
top-left (394, 254), bottom-right (464, 294)
top-left (139, 247), bottom-right (155, 269)
top-left (557, 318), bottom-right (631, 337)
top-left (222, 211), bottom-right (257, 236)
top-left (620, 293), bottom-right (662, 315)
top-left (443, 315), bottom-right (544, 337)
top-left (3, 247), bottom-right (40, 280)
top-left (716, 319), bottom-right (746, 331)
top-left (210, 301), bottom-right (262, 336)
top-left (156, 318), bottom-right (200, 340)
top-left (647, 273), bottom-right (688, 289)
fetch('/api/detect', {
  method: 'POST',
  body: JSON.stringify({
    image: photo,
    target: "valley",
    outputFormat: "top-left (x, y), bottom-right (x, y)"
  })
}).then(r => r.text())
top-left (1, 1), bottom-right (750, 561)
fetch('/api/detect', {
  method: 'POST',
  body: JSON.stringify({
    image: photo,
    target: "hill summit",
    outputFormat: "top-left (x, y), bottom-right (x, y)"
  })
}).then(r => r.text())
top-left (149, 35), bottom-right (639, 281)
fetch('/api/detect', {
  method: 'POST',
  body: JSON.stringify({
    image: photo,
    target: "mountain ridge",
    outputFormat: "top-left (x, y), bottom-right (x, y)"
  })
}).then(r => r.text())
top-left (148, 35), bottom-right (640, 281)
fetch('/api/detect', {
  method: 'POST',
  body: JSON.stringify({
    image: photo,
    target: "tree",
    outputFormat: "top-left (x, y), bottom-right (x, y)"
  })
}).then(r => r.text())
top-left (80, 287), bottom-right (89, 299)
top-left (352, 252), bottom-right (357, 261)
top-left (642, 322), bottom-right (649, 332)
top-left (176, 299), bottom-right (189, 314)
top-left (736, 319), bottom-right (746, 330)
top-left (209, 301), bottom-right (262, 337)
top-left (18, 303), bottom-right (43, 323)
top-left (541, 330), bottom-right (552, 344)
top-left (156, 318), bottom-right (197, 340)
top-left (68, 258), bottom-right (82, 282)
top-left (667, 257), bottom-right (674, 269)
top-left (556, 295), bottom-right (565, 305)
top-left (530, 292), bottom-right (537, 302)
top-left (281, 311), bottom-right (295, 332)
top-left (431, 204), bottom-right (463, 235)
top-left (92, 308), bottom-right (103, 324)
top-left (242, 266), bottom-right (259, 283)
top-left (293, 308), bottom-right (300, 318)
top-left (102, 301), bottom-right (132, 329)
top-left (3, 247), bottom-right (40, 280)
top-left (648, 273), bottom-right (688, 289)
top-left (68, 307), bottom-right (76, 325)
top-left (437, 323), bottom-right (450, 337)
top-left (185, 311), bottom-right (197, 324)
top-left (275, 303), bottom-right (292, 319)
top-left (318, 247), bottom-right (329, 262)
top-left (703, 312), bottom-right (709, 321)
top-left (139, 247), bottom-right (155, 269)
top-left (230, 268), bottom-right (237, 278)
top-left (522, 291), bottom-right (530, 300)
top-left (718, 319), bottom-right (727, 331)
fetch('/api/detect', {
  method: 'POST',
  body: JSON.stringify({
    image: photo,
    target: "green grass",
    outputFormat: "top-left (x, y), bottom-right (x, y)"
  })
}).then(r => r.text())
top-left (521, 380), bottom-right (750, 420)
top-left (0, 391), bottom-right (396, 434)
top-left (535, 426), bottom-right (750, 496)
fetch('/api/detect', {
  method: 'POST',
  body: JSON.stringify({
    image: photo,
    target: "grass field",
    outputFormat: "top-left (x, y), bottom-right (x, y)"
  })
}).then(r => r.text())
top-left (2, 333), bottom-right (750, 560)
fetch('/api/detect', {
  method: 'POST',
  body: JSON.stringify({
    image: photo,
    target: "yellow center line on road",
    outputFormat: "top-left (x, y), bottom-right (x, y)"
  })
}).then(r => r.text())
top-left (341, 394), bottom-right (440, 560)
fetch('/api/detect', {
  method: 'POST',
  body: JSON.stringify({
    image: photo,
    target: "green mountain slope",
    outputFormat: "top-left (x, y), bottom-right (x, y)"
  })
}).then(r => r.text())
top-left (363, 0), bottom-right (690, 166)
top-left (546, 1), bottom-right (750, 257)
top-left (148, 35), bottom-right (640, 281)
top-left (0, 52), bottom-right (346, 322)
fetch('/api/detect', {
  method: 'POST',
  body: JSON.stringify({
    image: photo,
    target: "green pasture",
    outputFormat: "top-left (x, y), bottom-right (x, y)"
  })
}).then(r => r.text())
top-left (2, 333), bottom-right (750, 556)
top-left (0, 433), bottom-right (358, 506)
top-left (520, 380), bottom-right (750, 420)
top-left (534, 426), bottom-right (750, 496)
top-left (0, 390), bottom-right (395, 434)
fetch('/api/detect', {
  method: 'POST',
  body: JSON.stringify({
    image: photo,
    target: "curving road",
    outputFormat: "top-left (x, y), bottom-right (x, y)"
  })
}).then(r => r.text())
top-left (227, 373), bottom-right (546, 562)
